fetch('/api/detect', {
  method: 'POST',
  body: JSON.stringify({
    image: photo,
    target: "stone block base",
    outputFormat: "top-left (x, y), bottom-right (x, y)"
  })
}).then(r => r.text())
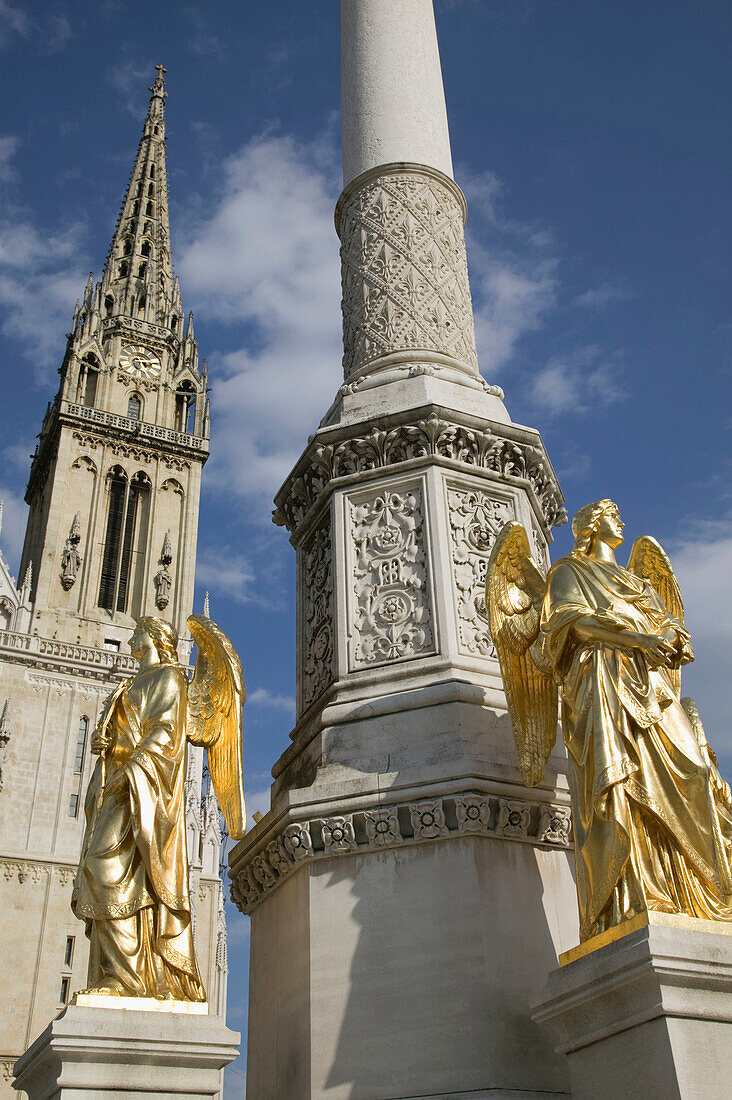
top-left (532, 912), bottom-right (732, 1100)
top-left (12, 1003), bottom-right (239, 1099)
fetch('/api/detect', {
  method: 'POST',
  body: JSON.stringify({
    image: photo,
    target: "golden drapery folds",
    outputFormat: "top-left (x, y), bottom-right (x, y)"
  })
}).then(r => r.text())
top-left (72, 614), bottom-right (245, 1000)
top-left (487, 502), bottom-right (732, 942)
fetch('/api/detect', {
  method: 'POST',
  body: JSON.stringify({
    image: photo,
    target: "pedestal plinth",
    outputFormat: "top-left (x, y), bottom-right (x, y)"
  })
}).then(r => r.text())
top-left (532, 912), bottom-right (732, 1100)
top-left (12, 1001), bottom-right (240, 1100)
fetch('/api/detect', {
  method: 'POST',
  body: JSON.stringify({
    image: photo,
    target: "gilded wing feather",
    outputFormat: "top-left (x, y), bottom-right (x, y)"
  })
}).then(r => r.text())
top-left (485, 522), bottom-right (558, 787)
top-left (187, 614), bottom-right (246, 840)
top-left (627, 535), bottom-right (686, 694)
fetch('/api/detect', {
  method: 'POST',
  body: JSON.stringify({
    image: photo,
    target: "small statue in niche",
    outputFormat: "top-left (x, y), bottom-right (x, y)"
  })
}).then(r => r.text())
top-left (154, 530), bottom-right (173, 610)
top-left (60, 513), bottom-right (82, 591)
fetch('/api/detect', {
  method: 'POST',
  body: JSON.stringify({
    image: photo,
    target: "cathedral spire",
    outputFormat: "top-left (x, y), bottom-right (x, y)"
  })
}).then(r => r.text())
top-left (100, 64), bottom-right (177, 329)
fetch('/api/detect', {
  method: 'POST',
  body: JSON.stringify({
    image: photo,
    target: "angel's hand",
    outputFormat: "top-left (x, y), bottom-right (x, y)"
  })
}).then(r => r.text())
top-left (91, 733), bottom-right (110, 755)
top-left (632, 632), bottom-right (676, 668)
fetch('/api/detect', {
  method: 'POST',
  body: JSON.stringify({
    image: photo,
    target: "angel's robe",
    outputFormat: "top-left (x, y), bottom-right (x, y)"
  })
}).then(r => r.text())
top-left (72, 662), bottom-right (205, 1000)
top-left (541, 552), bottom-right (732, 940)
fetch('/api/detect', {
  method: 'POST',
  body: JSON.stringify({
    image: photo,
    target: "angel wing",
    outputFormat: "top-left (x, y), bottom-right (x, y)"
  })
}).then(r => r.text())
top-left (187, 613), bottom-right (246, 840)
top-left (485, 521), bottom-right (558, 787)
top-left (627, 535), bottom-right (686, 694)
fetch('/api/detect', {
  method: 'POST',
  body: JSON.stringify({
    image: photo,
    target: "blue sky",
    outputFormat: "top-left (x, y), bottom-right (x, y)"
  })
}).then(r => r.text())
top-left (0, 1), bottom-right (730, 1092)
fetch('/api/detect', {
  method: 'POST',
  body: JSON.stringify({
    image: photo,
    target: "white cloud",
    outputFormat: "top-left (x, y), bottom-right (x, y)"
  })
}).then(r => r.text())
top-left (671, 521), bottom-right (732, 769)
top-left (195, 545), bottom-right (256, 605)
top-left (0, 2), bottom-right (70, 52)
top-left (244, 786), bottom-right (271, 822)
top-left (246, 687), bottom-right (295, 713)
top-left (0, 134), bottom-right (18, 182)
top-left (110, 60), bottom-right (154, 117)
top-left (0, 0), bottom-right (28, 45)
top-left (573, 283), bottom-right (629, 310)
top-left (531, 346), bottom-right (625, 417)
top-left (0, 483), bottom-right (28, 575)
top-left (177, 132), bottom-right (342, 505)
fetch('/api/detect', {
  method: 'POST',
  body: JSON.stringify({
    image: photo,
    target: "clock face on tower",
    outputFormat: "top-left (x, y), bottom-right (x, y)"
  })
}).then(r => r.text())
top-left (119, 343), bottom-right (162, 379)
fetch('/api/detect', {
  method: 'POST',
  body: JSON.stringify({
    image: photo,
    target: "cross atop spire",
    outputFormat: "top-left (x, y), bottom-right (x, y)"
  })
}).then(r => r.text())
top-left (151, 63), bottom-right (167, 98)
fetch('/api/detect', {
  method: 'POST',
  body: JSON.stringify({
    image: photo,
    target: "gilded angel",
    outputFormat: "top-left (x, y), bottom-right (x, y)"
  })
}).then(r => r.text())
top-left (486, 499), bottom-right (732, 941)
top-left (72, 614), bottom-right (246, 1001)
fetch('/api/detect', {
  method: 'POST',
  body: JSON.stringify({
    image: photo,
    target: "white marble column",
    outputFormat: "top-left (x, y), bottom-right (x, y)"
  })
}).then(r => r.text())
top-left (231, 4), bottom-right (577, 1097)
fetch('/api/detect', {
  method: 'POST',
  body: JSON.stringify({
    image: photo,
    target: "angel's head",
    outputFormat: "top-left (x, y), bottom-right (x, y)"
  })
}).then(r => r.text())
top-left (572, 499), bottom-right (624, 555)
top-left (132, 616), bottom-right (179, 665)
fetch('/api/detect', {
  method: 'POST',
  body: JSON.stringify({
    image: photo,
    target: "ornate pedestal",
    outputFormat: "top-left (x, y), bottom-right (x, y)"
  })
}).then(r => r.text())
top-left (12, 1002), bottom-right (239, 1100)
top-left (532, 912), bottom-right (732, 1100)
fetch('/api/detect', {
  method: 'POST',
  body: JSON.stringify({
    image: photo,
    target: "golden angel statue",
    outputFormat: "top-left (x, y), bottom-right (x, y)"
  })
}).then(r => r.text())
top-left (71, 614), bottom-right (246, 1001)
top-left (486, 499), bottom-right (732, 942)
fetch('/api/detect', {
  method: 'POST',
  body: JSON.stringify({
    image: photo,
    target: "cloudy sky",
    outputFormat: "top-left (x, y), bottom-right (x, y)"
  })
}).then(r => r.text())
top-left (0, 0), bottom-right (730, 1091)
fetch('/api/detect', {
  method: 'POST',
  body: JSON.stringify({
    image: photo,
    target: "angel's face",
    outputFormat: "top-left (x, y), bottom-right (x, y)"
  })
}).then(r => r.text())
top-left (130, 625), bottom-right (155, 661)
top-left (596, 508), bottom-right (625, 549)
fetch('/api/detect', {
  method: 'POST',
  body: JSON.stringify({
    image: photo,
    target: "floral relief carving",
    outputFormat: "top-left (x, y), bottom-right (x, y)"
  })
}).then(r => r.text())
top-left (448, 488), bottom-right (513, 658)
top-left (364, 807), bottom-right (402, 848)
top-left (321, 815), bottom-right (357, 854)
top-left (496, 799), bottom-right (531, 838)
top-left (338, 171), bottom-right (478, 378)
top-left (230, 792), bottom-right (572, 916)
top-left (300, 518), bottom-right (335, 712)
top-left (350, 488), bottom-right (434, 667)
top-left (273, 412), bottom-right (566, 537)
top-left (455, 794), bottom-right (492, 834)
top-left (409, 799), bottom-right (449, 840)
top-left (538, 805), bottom-right (572, 846)
top-left (283, 823), bottom-right (313, 862)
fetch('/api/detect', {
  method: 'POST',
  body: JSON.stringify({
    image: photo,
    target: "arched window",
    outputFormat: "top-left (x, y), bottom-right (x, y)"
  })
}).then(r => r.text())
top-left (74, 717), bottom-right (88, 774)
top-left (105, 295), bottom-right (114, 317)
top-left (98, 469), bottom-right (151, 614)
top-left (154, 125), bottom-right (159, 135)
top-left (143, 220), bottom-right (152, 235)
top-left (145, 201), bottom-right (153, 216)
top-left (171, 315), bottom-right (179, 333)
top-left (133, 200), bottom-right (140, 216)
top-left (0, 596), bottom-right (12, 630)
top-left (141, 241), bottom-right (151, 257)
top-left (127, 394), bottom-right (142, 421)
top-left (149, 164), bottom-right (155, 179)
top-left (175, 382), bottom-right (197, 434)
top-left (138, 262), bottom-right (147, 278)
top-left (119, 260), bottom-right (128, 278)
top-left (124, 240), bottom-right (132, 256)
top-left (77, 354), bottom-right (99, 407)
top-left (137, 295), bottom-right (146, 316)
top-left (148, 182), bottom-right (154, 197)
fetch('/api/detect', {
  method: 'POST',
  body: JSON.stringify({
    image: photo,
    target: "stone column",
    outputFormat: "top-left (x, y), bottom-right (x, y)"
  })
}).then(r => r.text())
top-left (230, 3), bottom-right (577, 1097)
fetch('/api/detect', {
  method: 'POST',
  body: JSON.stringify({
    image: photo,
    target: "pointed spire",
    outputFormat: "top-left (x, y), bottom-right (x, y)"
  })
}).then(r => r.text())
top-left (203, 591), bottom-right (210, 618)
top-left (100, 65), bottom-right (174, 327)
top-left (185, 310), bottom-right (195, 340)
top-left (82, 272), bottom-right (94, 309)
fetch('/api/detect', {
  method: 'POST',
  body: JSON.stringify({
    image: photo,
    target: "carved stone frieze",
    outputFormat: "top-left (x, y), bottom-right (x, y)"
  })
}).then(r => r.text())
top-left (300, 517), bottom-right (335, 713)
top-left (230, 791), bottom-right (572, 916)
top-left (448, 488), bottom-right (513, 658)
top-left (337, 169), bottom-right (478, 379)
top-left (350, 487), bottom-right (434, 667)
top-left (274, 412), bottom-right (566, 538)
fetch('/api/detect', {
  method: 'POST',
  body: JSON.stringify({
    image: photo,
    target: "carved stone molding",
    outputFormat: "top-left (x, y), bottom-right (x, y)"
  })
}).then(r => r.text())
top-left (300, 517), bottom-right (335, 712)
top-left (338, 168), bottom-right (478, 379)
top-left (350, 487), bottom-right (434, 667)
top-left (1, 859), bottom-right (76, 885)
top-left (274, 411), bottom-right (566, 538)
top-left (448, 487), bottom-right (513, 659)
top-left (230, 792), bottom-right (572, 916)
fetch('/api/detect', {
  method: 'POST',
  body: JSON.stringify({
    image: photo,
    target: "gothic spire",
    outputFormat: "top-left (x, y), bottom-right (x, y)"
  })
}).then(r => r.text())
top-left (100, 65), bottom-right (179, 330)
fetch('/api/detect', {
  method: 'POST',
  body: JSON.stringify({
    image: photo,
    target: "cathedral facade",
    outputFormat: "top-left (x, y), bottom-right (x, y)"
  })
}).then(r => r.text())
top-left (0, 69), bottom-right (227, 1091)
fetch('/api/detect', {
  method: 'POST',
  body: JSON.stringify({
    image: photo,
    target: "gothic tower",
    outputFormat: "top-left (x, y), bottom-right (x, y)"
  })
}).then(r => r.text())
top-left (0, 69), bottom-right (226, 1093)
top-left (231, 4), bottom-right (578, 1097)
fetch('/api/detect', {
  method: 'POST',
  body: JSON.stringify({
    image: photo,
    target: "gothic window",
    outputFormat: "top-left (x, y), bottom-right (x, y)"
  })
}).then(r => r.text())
top-left (137, 295), bottom-right (146, 316)
top-left (64, 936), bottom-right (75, 967)
top-left (105, 295), bottom-right (114, 317)
top-left (171, 315), bottom-right (179, 333)
top-left (136, 181), bottom-right (143, 197)
top-left (149, 164), bottom-right (155, 179)
top-left (148, 182), bottom-right (154, 197)
top-left (175, 383), bottom-right (196, 433)
top-left (68, 794), bottom-right (79, 819)
top-left (60, 977), bottom-right (71, 1004)
top-left (0, 597), bottom-right (12, 630)
top-left (154, 125), bottom-right (159, 135)
top-left (141, 241), bottom-right (151, 257)
top-left (98, 469), bottom-right (151, 615)
top-left (74, 717), bottom-right (88, 774)
top-left (124, 240), bottom-right (132, 256)
top-left (119, 260), bottom-right (128, 278)
top-left (127, 394), bottom-right (142, 421)
top-left (138, 261), bottom-right (147, 277)
top-left (146, 201), bottom-right (154, 216)
top-left (143, 220), bottom-right (152, 235)
top-left (77, 355), bottom-right (99, 407)
top-left (133, 200), bottom-right (140, 216)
